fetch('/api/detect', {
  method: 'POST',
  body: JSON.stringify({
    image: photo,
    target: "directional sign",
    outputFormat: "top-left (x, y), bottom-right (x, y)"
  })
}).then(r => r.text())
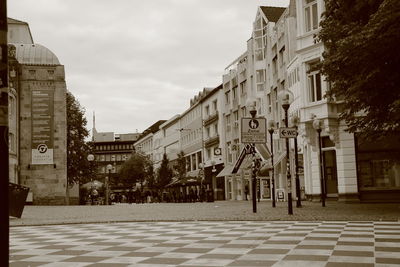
top-left (279, 127), bottom-right (297, 138)
top-left (241, 117), bottom-right (267, 144)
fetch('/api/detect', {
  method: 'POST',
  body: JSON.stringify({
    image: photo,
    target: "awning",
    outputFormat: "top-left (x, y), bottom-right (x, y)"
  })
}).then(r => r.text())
top-left (273, 151), bottom-right (287, 167)
top-left (255, 143), bottom-right (271, 161)
top-left (165, 176), bottom-right (202, 187)
top-left (216, 165), bottom-right (234, 177)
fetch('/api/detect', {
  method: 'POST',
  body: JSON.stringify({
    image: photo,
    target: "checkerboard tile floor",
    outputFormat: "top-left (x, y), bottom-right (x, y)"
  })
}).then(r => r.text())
top-left (10, 221), bottom-right (400, 266)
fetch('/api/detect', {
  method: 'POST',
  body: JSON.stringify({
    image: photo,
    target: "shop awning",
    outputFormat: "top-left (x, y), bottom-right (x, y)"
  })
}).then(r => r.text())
top-left (255, 143), bottom-right (271, 161)
top-left (216, 165), bottom-right (234, 177)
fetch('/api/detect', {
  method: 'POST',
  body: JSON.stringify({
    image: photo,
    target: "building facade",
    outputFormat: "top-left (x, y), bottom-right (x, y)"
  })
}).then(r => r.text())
top-left (8, 18), bottom-right (69, 205)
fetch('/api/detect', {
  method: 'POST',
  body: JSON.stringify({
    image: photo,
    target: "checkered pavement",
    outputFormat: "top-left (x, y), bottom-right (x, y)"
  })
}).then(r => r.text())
top-left (10, 221), bottom-right (400, 267)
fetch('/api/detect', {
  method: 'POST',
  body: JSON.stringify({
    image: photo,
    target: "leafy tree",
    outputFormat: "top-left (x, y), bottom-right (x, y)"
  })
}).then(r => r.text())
top-left (157, 153), bottom-right (173, 188)
top-left (317, 0), bottom-right (400, 139)
top-left (66, 91), bottom-right (96, 203)
top-left (174, 151), bottom-right (187, 178)
top-left (118, 152), bottom-right (153, 188)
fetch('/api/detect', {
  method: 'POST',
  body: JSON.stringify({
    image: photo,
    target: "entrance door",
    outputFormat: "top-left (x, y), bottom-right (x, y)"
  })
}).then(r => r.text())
top-left (323, 150), bottom-right (338, 196)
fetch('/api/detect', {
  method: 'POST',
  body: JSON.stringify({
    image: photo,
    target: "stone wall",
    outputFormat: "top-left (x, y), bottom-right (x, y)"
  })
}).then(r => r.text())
top-left (18, 64), bottom-right (67, 205)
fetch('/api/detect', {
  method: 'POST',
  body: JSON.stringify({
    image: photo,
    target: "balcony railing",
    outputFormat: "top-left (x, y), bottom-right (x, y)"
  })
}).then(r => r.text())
top-left (204, 135), bottom-right (220, 148)
top-left (203, 111), bottom-right (219, 126)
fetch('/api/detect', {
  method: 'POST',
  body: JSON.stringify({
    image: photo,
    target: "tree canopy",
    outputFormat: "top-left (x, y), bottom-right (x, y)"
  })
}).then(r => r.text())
top-left (174, 151), bottom-right (187, 179)
top-left (66, 91), bottom-right (96, 185)
top-left (317, 0), bottom-right (400, 138)
top-left (157, 153), bottom-right (173, 188)
top-left (118, 152), bottom-right (153, 188)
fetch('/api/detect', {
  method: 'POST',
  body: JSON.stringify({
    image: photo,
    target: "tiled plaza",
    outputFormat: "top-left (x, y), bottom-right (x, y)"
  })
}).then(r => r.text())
top-left (10, 220), bottom-right (400, 266)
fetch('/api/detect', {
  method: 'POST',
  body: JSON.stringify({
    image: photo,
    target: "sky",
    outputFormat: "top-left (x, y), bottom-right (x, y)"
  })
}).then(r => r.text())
top-left (8, 0), bottom-right (289, 135)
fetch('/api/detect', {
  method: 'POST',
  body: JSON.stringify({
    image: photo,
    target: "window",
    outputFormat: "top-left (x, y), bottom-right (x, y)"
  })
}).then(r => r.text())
top-left (191, 154), bottom-right (196, 170)
top-left (225, 91), bottom-right (230, 105)
top-left (241, 107), bottom-right (247, 117)
top-left (232, 86), bottom-right (237, 100)
top-left (8, 133), bottom-right (15, 153)
top-left (206, 127), bottom-right (210, 138)
top-left (205, 105), bottom-right (210, 116)
top-left (214, 124), bottom-right (218, 136)
top-left (226, 114), bottom-right (231, 132)
top-left (240, 81), bottom-right (246, 95)
top-left (305, 0), bottom-right (318, 32)
top-left (307, 62), bottom-right (322, 102)
top-left (267, 93), bottom-right (272, 113)
top-left (212, 100), bottom-right (217, 112)
top-left (227, 142), bottom-right (232, 163)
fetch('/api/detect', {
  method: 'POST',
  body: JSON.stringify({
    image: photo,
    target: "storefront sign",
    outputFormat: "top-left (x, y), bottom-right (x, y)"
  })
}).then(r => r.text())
top-left (31, 90), bottom-right (54, 164)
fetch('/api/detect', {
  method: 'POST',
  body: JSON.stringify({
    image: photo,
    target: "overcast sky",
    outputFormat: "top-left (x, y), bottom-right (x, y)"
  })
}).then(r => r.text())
top-left (8, 0), bottom-right (289, 135)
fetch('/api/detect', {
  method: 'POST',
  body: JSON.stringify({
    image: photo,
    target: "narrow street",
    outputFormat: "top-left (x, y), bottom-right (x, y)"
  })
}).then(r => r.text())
top-left (10, 220), bottom-right (400, 266)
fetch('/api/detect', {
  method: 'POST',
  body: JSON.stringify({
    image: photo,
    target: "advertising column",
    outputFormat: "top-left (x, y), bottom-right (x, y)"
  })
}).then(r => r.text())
top-left (31, 90), bottom-right (54, 164)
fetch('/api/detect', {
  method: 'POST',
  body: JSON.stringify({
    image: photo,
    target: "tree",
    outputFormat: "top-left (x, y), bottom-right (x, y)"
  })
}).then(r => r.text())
top-left (66, 91), bottom-right (95, 204)
top-left (174, 151), bottom-right (187, 179)
top-left (118, 152), bottom-right (153, 189)
top-left (317, 0), bottom-right (400, 139)
top-left (157, 153), bottom-right (173, 188)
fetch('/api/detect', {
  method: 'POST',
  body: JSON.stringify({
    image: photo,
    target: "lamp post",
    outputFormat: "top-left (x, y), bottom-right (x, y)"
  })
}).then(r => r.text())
top-left (267, 119), bottom-right (276, 208)
top-left (106, 164), bottom-right (113, 205)
top-left (246, 98), bottom-right (257, 213)
top-left (211, 160), bottom-right (216, 200)
top-left (87, 154), bottom-right (94, 205)
top-left (278, 89), bottom-right (294, 215)
top-left (291, 115), bottom-right (302, 208)
top-left (313, 118), bottom-right (325, 207)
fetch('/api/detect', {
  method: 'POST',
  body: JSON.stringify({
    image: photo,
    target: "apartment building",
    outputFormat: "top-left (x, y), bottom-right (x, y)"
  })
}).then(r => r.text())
top-left (200, 85), bottom-right (224, 200)
top-left (158, 115), bottom-right (180, 169)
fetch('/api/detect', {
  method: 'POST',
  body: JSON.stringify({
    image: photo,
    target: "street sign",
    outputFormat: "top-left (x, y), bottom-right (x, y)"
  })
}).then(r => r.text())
top-left (279, 127), bottom-right (297, 138)
top-left (241, 117), bottom-right (267, 144)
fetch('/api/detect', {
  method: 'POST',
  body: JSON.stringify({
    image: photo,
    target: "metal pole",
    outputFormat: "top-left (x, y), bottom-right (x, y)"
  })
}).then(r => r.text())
top-left (317, 129), bottom-right (325, 207)
top-left (284, 108), bottom-right (293, 215)
top-left (294, 127), bottom-right (301, 207)
top-left (106, 171), bottom-right (110, 205)
top-left (269, 130), bottom-right (275, 208)
top-left (252, 145), bottom-right (257, 213)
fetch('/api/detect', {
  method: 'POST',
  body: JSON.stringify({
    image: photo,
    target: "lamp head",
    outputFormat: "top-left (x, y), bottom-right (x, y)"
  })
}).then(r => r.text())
top-left (245, 97), bottom-right (257, 117)
top-left (278, 89), bottom-right (294, 110)
top-left (87, 154), bottom-right (94, 161)
top-left (290, 115), bottom-right (300, 127)
top-left (106, 164), bottom-right (113, 171)
top-left (312, 118), bottom-right (323, 130)
top-left (268, 119), bottom-right (276, 131)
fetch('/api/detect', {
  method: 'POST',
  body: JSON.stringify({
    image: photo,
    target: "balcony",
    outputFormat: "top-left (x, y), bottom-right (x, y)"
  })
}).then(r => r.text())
top-left (203, 112), bottom-right (218, 126)
top-left (204, 135), bottom-right (220, 148)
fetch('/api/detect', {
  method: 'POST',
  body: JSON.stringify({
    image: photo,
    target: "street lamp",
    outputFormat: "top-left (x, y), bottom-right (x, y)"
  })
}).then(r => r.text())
top-left (246, 97), bottom-right (257, 213)
top-left (211, 160), bottom-right (216, 201)
top-left (106, 164), bottom-right (113, 205)
top-left (87, 154), bottom-right (95, 205)
top-left (313, 118), bottom-right (325, 207)
top-left (267, 119), bottom-right (276, 208)
top-left (278, 89), bottom-right (294, 215)
top-left (291, 115), bottom-right (302, 208)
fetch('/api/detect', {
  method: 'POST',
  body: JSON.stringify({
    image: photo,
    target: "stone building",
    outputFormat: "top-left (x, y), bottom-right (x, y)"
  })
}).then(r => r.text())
top-left (8, 18), bottom-right (68, 205)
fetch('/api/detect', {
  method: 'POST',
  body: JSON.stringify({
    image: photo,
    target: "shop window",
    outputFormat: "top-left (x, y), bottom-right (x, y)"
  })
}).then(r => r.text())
top-left (356, 133), bottom-right (400, 189)
top-left (322, 136), bottom-right (335, 148)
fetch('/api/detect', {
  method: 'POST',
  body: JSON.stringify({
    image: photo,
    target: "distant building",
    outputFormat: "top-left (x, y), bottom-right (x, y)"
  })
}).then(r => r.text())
top-left (92, 116), bottom-right (141, 190)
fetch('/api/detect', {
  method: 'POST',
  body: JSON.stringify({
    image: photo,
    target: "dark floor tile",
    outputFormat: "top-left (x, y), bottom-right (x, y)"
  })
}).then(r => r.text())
top-left (121, 251), bottom-right (162, 257)
top-left (61, 256), bottom-right (109, 262)
top-left (376, 257), bottom-right (400, 264)
top-left (375, 246), bottom-right (400, 252)
top-left (283, 255), bottom-right (329, 261)
top-left (228, 260), bottom-right (276, 266)
top-left (248, 248), bottom-right (290, 254)
top-left (138, 257), bottom-right (189, 265)
top-left (332, 250), bottom-right (374, 257)
top-left (198, 253), bottom-right (241, 259)
top-left (172, 247), bottom-right (213, 253)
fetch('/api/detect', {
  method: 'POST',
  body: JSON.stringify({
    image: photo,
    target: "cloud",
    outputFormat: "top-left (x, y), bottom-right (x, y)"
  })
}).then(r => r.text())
top-left (9, 0), bottom-right (289, 133)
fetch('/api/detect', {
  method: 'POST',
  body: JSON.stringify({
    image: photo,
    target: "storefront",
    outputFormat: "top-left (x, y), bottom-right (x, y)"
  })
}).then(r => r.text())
top-left (355, 133), bottom-right (400, 202)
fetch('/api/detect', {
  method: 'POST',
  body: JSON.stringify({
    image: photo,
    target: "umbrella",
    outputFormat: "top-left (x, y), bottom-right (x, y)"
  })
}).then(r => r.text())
top-left (81, 180), bottom-right (104, 190)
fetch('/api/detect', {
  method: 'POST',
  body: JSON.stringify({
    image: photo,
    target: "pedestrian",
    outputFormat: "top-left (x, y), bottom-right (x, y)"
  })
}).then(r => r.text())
top-left (244, 184), bottom-right (249, 201)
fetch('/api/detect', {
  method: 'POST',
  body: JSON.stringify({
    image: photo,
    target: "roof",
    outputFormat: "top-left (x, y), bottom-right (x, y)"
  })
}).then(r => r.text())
top-left (7, 18), bottom-right (29, 25)
top-left (137, 120), bottom-right (167, 140)
top-left (11, 43), bottom-right (60, 65)
top-left (260, 6), bottom-right (286, 23)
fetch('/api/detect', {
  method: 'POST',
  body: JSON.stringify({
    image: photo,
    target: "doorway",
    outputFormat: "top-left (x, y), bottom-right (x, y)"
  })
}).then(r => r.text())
top-left (323, 150), bottom-right (338, 196)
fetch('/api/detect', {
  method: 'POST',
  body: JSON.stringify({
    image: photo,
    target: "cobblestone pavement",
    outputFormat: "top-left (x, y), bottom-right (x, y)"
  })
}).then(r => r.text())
top-left (10, 220), bottom-right (400, 266)
top-left (10, 201), bottom-right (400, 226)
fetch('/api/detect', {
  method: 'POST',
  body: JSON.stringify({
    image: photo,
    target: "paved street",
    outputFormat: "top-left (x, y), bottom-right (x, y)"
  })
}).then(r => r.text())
top-left (10, 220), bottom-right (400, 266)
top-left (9, 201), bottom-right (400, 226)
